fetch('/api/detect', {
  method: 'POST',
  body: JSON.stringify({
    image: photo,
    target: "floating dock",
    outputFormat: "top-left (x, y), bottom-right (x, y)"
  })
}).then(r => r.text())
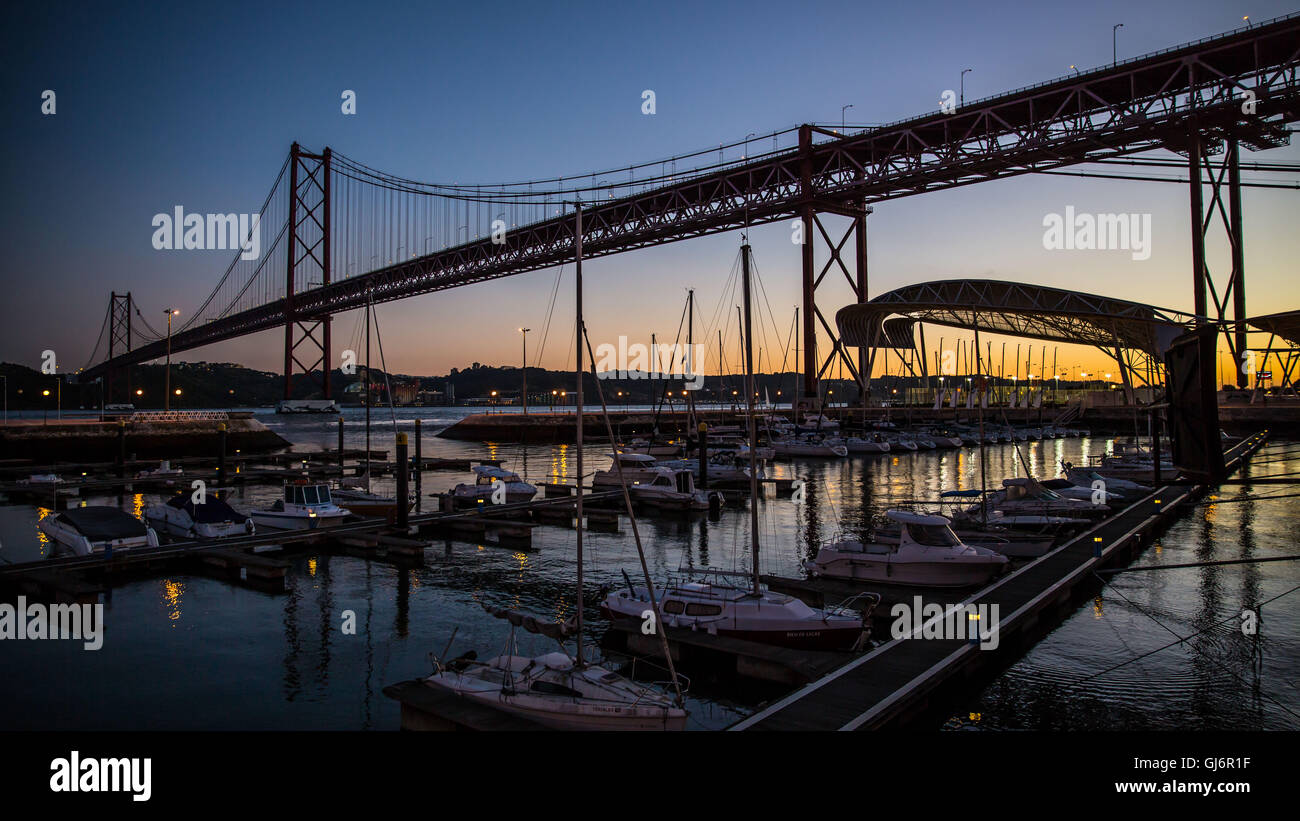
top-left (730, 431), bottom-right (1269, 730)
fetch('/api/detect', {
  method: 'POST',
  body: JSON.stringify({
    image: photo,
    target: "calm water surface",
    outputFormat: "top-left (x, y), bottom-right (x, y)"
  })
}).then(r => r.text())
top-left (0, 407), bottom-right (1295, 730)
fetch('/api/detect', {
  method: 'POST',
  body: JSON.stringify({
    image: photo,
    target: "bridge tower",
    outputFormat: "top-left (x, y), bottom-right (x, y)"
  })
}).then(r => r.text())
top-left (283, 142), bottom-right (333, 400)
top-left (1180, 114), bottom-right (1285, 388)
top-left (797, 124), bottom-right (871, 410)
top-left (107, 291), bottom-right (133, 404)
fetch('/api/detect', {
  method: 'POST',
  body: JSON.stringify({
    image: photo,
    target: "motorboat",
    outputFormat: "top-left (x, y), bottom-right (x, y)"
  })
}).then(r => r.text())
top-left (619, 438), bottom-right (683, 457)
top-left (771, 435), bottom-right (848, 458)
top-left (921, 429), bottom-right (965, 448)
top-left (1060, 465), bottom-right (1152, 497)
top-left (424, 606), bottom-right (687, 730)
top-left (251, 480), bottom-right (352, 530)
top-left (845, 435), bottom-right (890, 454)
top-left (628, 467), bottom-right (723, 511)
top-left (146, 493), bottom-right (255, 539)
top-left (592, 452), bottom-right (662, 487)
top-left (658, 454), bottom-right (758, 486)
top-left (275, 398), bottom-right (340, 414)
top-left (973, 477), bottom-right (1110, 519)
top-left (331, 487), bottom-right (414, 520)
top-left (804, 510), bottom-right (1008, 588)
top-left (451, 465), bottom-right (537, 507)
top-left (867, 516), bottom-right (1055, 559)
top-left (136, 460), bottom-right (183, 480)
top-left (39, 506), bottom-right (159, 556)
top-left (1038, 478), bottom-right (1125, 504)
top-left (796, 413), bottom-right (839, 433)
top-left (601, 574), bottom-right (868, 650)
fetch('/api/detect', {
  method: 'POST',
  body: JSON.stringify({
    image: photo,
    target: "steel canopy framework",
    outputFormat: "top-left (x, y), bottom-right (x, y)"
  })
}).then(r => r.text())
top-left (835, 279), bottom-right (1200, 395)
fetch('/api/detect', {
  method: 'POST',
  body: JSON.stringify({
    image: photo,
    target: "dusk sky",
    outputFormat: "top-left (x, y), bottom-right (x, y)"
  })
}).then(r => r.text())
top-left (3, 0), bottom-right (1297, 387)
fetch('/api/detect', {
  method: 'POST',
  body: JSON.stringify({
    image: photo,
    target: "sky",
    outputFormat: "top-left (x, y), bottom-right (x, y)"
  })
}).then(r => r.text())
top-left (2, 0), bottom-right (1297, 389)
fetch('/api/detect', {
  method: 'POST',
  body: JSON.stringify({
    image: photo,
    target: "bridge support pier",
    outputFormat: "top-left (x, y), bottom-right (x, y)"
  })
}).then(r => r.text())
top-left (107, 292), bottom-right (132, 405)
top-left (283, 143), bottom-right (333, 400)
top-left (798, 124), bottom-right (871, 412)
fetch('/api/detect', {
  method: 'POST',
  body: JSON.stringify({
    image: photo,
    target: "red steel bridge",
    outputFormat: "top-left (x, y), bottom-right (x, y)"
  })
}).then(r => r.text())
top-left (84, 13), bottom-right (1300, 403)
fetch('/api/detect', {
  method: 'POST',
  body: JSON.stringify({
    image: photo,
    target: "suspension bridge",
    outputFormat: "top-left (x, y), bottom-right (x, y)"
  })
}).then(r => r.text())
top-left (81, 13), bottom-right (1300, 405)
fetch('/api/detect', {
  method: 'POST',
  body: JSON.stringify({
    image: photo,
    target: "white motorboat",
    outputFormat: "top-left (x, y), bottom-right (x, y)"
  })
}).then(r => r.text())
top-left (39, 506), bottom-right (159, 556)
top-left (1061, 465), bottom-right (1151, 497)
top-left (331, 487), bottom-right (413, 519)
top-left (136, 460), bottom-right (183, 480)
top-left (845, 435), bottom-right (890, 454)
top-left (628, 467), bottom-right (722, 511)
top-left (978, 477), bottom-right (1110, 519)
top-left (619, 438), bottom-right (683, 457)
top-left (796, 413), bottom-right (840, 433)
top-left (251, 480), bottom-right (352, 530)
top-left (804, 510), bottom-right (1008, 588)
top-left (592, 452), bottom-right (662, 487)
top-left (771, 436), bottom-right (848, 458)
top-left (146, 493), bottom-right (254, 539)
top-left (602, 574), bottom-right (868, 650)
top-left (921, 429), bottom-right (965, 448)
top-left (451, 465), bottom-right (537, 507)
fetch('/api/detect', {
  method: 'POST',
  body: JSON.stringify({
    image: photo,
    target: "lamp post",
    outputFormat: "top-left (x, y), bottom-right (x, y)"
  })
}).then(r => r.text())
top-left (1113, 23), bottom-right (1123, 66)
top-left (519, 328), bottom-right (530, 414)
top-left (42, 389), bottom-right (50, 425)
top-left (840, 104), bottom-right (853, 132)
top-left (173, 388), bottom-right (182, 408)
top-left (163, 308), bottom-right (179, 410)
top-left (960, 68), bottom-right (972, 107)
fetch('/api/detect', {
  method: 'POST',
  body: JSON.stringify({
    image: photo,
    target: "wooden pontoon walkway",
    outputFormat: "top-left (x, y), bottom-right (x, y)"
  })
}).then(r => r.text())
top-left (731, 431), bottom-right (1269, 731)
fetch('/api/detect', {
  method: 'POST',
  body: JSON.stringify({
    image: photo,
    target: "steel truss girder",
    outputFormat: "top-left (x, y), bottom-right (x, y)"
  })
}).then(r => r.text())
top-left (86, 14), bottom-right (1300, 379)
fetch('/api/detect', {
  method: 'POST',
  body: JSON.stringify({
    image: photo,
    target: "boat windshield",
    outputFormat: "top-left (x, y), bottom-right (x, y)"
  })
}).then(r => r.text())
top-left (906, 523), bottom-right (961, 547)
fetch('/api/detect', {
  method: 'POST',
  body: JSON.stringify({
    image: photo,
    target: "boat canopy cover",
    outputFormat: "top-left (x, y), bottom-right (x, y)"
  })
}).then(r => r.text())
top-left (164, 493), bottom-right (245, 522)
top-left (610, 452), bottom-right (657, 463)
top-left (471, 465), bottom-right (521, 481)
top-left (481, 602), bottom-right (577, 638)
top-left (940, 489), bottom-right (983, 498)
top-left (58, 507), bottom-right (147, 540)
top-left (885, 509), bottom-right (951, 526)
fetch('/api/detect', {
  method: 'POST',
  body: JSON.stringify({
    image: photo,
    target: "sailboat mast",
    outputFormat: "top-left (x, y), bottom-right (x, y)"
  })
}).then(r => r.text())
top-left (974, 324), bottom-right (987, 527)
top-left (686, 289), bottom-right (695, 430)
top-left (365, 289), bottom-right (372, 493)
top-left (574, 202), bottom-right (585, 667)
top-left (741, 242), bottom-right (761, 595)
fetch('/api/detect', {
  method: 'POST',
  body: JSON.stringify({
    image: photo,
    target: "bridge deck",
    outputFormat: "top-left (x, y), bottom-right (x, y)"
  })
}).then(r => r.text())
top-left (732, 431), bottom-right (1268, 731)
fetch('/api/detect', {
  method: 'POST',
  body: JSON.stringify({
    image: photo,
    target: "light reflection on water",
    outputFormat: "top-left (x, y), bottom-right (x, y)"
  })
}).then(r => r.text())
top-left (0, 407), bottom-right (1295, 730)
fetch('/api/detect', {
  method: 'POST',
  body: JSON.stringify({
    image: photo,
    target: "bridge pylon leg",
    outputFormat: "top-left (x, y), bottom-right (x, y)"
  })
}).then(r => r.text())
top-left (282, 143), bottom-right (332, 401)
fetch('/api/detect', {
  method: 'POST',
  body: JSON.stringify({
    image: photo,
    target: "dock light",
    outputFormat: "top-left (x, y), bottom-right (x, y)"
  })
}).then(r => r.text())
top-left (174, 388), bottom-right (181, 395)
top-left (967, 612), bottom-right (980, 645)
top-left (42, 390), bottom-right (50, 396)
top-left (1093, 536), bottom-right (1103, 557)
top-left (136, 389), bottom-right (143, 396)
top-left (1154, 499), bottom-right (1161, 505)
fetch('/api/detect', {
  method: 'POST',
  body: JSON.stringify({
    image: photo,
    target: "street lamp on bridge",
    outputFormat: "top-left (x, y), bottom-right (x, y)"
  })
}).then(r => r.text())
top-left (163, 308), bottom-right (179, 410)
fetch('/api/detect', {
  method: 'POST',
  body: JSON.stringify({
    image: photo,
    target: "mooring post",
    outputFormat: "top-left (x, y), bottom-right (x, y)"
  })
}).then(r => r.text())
top-left (337, 415), bottom-right (345, 472)
top-left (217, 422), bottom-right (227, 498)
top-left (115, 419), bottom-right (126, 478)
top-left (414, 418), bottom-right (422, 512)
top-left (698, 422), bottom-right (708, 489)
top-left (395, 432), bottom-right (409, 529)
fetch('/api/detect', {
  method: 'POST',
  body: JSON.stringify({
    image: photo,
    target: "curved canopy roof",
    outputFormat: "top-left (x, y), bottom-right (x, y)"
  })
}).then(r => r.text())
top-left (836, 280), bottom-right (1198, 356)
top-left (1247, 310), bottom-right (1300, 347)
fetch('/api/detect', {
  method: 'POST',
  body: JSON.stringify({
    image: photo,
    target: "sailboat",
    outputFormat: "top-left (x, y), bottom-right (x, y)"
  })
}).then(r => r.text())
top-left (333, 288), bottom-right (414, 521)
top-left (421, 203), bottom-right (687, 730)
top-left (601, 240), bottom-right (868, 652)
